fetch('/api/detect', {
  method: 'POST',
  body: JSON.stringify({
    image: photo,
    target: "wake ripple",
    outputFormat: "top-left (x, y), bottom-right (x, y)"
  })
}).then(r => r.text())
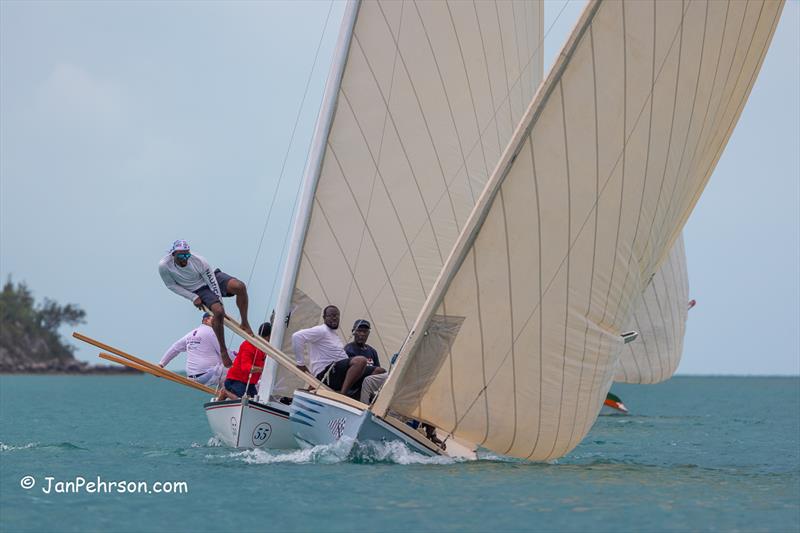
top-left (212, 438), bottom-right (472, 465)
top-left (0, 441), bottom-right (87, 452)
top-left (0, 442), bottom-right (38, 452)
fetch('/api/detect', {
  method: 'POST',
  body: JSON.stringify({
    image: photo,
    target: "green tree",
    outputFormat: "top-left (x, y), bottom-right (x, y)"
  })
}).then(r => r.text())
top-left (0, 277), bottom-right (86, 356)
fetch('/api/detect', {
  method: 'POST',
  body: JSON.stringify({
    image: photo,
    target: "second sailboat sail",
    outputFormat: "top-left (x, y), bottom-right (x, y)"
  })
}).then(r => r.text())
top-left (373, 0), bottom-right (784, 460)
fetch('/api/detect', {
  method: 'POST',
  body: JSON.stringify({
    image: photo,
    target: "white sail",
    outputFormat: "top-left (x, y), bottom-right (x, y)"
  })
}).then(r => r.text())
top-left (374, 0), bottom-right (784, 460)
top-left (616, 234), bottom-right (690, 384)
top-left (272, 0), bottom-right (545, 396)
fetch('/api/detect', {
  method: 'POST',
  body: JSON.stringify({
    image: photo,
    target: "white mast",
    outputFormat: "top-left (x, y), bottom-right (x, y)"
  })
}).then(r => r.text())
top-left (259, 0), bottom-right (361, 401)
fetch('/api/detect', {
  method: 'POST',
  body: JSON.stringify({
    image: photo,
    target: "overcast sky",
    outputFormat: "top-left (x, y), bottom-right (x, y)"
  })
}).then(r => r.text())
top-left (1, 1), bottom-right (797, 375)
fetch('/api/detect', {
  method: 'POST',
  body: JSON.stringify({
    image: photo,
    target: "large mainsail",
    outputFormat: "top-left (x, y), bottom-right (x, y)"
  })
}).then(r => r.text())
top-left (374, 0), bottom-right (784, 460)
top-left (616, 234), bottom-right (690, 384)
top-left (271, 0), bottom-right (544, 396)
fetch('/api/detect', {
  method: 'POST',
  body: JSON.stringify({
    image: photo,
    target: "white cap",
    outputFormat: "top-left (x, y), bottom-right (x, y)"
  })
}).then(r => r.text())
top-left (169, 239), bottom-right (190, 253)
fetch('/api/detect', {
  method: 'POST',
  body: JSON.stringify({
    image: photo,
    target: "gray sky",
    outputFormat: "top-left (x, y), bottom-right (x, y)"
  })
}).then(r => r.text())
top-left (1, 1), bottom-right (797, 375)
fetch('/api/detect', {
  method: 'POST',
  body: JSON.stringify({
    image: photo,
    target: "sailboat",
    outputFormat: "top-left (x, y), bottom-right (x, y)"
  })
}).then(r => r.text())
top-left (207, 0), bottom-right (545, 453)
top-left (616, 235), bottom-right (691, 385)
top-left (210, 0), bottom-right (785, 461)
top-left (599, 234), bottom-right (690, 415)
top-left (202, 0), bottom-right (533, 450)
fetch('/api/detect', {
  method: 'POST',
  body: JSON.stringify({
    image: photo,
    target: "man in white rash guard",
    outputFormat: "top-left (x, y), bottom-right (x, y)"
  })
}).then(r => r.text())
top-left (158, 239), bottom-right (251, 364)
top-left (159, 312), bottom-right (227, 387)
top-left (292, 305), bottom-right (385, 399)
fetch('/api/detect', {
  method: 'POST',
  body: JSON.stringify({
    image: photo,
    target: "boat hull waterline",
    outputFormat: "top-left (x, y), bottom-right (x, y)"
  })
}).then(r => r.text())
top-left (290, 390), bottom-right (442, 457)
top-left (204, 398), bottom-right (297, 449)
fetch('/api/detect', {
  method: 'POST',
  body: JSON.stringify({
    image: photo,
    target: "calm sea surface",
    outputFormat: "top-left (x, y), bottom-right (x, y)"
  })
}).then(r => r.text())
top-left (1, 375), bottom-right (797, 532)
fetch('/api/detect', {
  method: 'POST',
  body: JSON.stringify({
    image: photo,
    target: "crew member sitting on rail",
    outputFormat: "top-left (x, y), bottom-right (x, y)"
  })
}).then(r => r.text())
top-left (159, 312), bottom-right (227, 387)
top-left (217, 322), bottom-right (271, 401)
top-left (292, 306), bottom-right (385, 400)
top-left (345, 319), bottom-right (386, 404)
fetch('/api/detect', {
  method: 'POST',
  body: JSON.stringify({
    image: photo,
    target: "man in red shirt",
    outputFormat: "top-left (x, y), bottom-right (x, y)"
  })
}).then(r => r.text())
top-left (217, 322), bottom-right (271, 400)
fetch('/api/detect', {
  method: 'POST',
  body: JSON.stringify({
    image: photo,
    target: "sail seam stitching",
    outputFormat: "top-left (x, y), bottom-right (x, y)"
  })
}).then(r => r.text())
top-left (340, 2), bottom-right (410, 327)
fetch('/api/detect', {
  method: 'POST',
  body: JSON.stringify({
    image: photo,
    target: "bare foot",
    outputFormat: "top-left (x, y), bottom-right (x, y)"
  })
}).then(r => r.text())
top-left (221, 349), bottom-right (232, 367)
top-left (241, 322), bottom-right (253, 336)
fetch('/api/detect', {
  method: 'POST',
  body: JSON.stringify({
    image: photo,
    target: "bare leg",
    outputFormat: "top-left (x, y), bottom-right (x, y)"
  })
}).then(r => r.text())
top-left (210, 302), bottom-right (232, 367)
top-left (340, 356), bottom-right (367, 395)
top-left (216, 387), bottom-right (238, 401)
top-left (225, 278), bottom-right (251, 335)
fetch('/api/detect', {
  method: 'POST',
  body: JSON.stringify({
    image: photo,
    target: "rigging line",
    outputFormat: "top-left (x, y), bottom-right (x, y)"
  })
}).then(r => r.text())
top-left (364, 0), bottom-right (572, 315)
top-left (245, 1), bottom-right (336, 295)
top-left (257, 1), bottom-right (337, 324)
top-left (440, 0), bottom-right (693, 451)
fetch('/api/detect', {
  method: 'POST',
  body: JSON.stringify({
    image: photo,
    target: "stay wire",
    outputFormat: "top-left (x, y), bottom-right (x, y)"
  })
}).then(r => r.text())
top-left (246, 0), bottom-right (336, 314)
top-left (222, 2), bottom-right (335, 352)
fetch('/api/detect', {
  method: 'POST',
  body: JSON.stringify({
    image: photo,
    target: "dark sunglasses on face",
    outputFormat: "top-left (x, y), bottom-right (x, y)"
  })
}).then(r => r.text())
top-left (175, 253), bottom-right (191, 260)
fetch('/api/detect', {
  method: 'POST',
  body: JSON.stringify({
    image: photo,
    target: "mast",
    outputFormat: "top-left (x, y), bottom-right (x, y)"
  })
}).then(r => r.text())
top-left (259, 0), bottom-right (361, 401)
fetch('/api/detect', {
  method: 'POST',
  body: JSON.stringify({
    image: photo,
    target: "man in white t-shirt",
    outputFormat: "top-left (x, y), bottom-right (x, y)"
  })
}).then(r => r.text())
top-left (158, 239), bottom-right (252, 363)
top-left (292, 305), bottom-right (385, 398)
top-left (159, 312), bottom-right (228, 386)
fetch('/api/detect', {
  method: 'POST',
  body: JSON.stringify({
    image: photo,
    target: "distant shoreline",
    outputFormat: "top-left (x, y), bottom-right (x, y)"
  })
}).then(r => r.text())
top-left (0, 372), bottom-right (141, 376)
top-left (0, 361), bottom-right (142, 375)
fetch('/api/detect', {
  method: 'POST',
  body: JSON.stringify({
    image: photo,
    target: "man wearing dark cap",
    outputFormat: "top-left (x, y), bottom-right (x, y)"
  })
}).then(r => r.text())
top-left (344, 319), bottom-right (387, 404)
top-left (292, 306), bottom-right (385, 400)
top-left (344, 319), bottom-right (381, 368)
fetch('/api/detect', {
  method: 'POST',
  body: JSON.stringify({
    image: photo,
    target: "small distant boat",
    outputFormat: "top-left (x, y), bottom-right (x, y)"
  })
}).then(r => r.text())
top-left (600, 392), bottom-right (629, 416)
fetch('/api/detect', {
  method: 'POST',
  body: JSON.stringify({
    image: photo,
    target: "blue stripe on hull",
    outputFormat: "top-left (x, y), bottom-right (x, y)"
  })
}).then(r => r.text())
top-left (289, 416), bottom-right (314, 427)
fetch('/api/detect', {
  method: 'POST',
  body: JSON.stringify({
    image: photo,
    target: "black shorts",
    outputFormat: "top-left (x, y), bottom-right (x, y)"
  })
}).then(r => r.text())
top-left (316, 359), bottom-right (375, 396)
top-left (193, 270), bottom-right (234, 308)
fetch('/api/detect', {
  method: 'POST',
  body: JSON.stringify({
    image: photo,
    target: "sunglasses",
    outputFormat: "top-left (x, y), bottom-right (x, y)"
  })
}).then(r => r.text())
top-left (175, 253), bottom-right (191, 260)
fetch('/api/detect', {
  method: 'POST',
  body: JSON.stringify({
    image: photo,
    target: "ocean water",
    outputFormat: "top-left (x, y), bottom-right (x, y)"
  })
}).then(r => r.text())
top-left (0, 375), bottom-right (797, 532)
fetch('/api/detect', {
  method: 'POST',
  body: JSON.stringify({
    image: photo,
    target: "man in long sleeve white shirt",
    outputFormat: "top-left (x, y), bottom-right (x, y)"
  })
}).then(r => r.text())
top-left (159, 313), bottom-right (228, 386)
top-left (292, 305), bottom-right (385, 398)
top-left (158, 239), bottom-right (251, 362)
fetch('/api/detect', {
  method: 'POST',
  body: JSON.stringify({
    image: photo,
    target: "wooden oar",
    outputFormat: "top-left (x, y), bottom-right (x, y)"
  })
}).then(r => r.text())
top-left (205, 308), bottom-right (329, 391)
top-left (98, 352), bottom-right (216, 395)
top-left (98, 352), bottom-right (195, 390)
top-left (73, 332), bottom-right (216, 394)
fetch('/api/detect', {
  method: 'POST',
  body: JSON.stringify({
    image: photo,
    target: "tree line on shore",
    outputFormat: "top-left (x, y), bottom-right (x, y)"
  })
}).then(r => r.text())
top-left (0, 278), bottom-right (134, 373)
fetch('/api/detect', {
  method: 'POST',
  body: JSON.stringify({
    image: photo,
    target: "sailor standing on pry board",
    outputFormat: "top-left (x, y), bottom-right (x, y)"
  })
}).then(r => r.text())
top-left (158, 239), bottom-right (252, 364)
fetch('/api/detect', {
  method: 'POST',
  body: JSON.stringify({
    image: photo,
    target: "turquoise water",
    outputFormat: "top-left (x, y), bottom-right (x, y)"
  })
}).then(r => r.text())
top-left (1, 375), bottom-right (798, 532)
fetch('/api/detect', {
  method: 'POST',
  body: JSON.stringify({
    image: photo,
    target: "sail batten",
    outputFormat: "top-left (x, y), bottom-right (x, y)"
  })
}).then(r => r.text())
top-left (373, 0), bottom-right (784, 460)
